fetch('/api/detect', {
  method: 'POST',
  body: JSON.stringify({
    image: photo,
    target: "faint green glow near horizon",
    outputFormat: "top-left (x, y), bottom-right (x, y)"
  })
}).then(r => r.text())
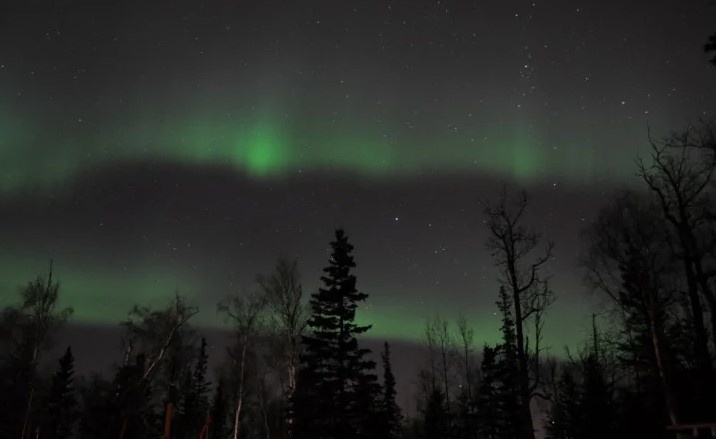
top-left (0, 255), bottom-right (501, 344)
top-left (0, 255), bottom-right (587, 349)
top-left (0, 258), bottom-right (201, 325)
top-left (0, 103), bottom-right (629, 194)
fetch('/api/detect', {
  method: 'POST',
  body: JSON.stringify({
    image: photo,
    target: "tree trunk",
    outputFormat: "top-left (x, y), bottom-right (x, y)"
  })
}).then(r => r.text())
top-left (21, 345), bottom-right (40, 439)
top-left (260, 383), bottom-right (271, 439)
top-left (285, 348), bottom-right (297, 433)
top-left (20, 387), bottom-right (35, 439)
top-left (513, 296), bottom-right (535, 439)
top-left (463, 343), bottom-right (472, 402)
top-left (441, 341), bottom-right (451, 414)
top-left (648, 314), bottom-right (679, 425)
top-left (233, 340), bottom-right (248, 439)
top-left (678, 203), bottom-right (716, 349)
top-left (509, 264), bottom-right (535, 439)
top-left (681, 253), bottom-right (713, 377)
top-left (693, 260), bottom-right (716, 349)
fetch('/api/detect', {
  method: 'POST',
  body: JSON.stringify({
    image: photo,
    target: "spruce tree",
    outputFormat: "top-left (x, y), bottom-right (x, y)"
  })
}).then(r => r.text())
top-left (476, 345), bottom-right (502, 438)
top-left (355, 367), bottom-right (384, 439)
top-left (180, 337), bottom-right (211, 436)
top-left (177, 371), bottom-right (194, 439)
top-left (494, 287), bottom-right (521, 438)
top-left (578, 319), bottom-right (616, 439)
top-left (292, 229), bottom-right (377, 439)
top-left (381, 341), bottom-right (402, 438)
top-left (193, 337), bottom-right (211, 420)
top-left (43, 346), bottom-right (78, 439)
top-left (476, 289), bottom-right (522, 439)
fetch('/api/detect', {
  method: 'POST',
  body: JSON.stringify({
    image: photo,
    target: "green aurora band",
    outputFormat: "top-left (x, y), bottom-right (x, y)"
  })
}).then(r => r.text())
top-left (0, 104), bottom-right (635, 194)
top-left (0, 103), bottom-right (622, 347)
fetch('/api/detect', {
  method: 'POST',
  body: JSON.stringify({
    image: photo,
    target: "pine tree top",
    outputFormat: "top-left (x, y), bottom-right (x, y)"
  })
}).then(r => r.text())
top-left (306, 229), bottom-right (372, 338)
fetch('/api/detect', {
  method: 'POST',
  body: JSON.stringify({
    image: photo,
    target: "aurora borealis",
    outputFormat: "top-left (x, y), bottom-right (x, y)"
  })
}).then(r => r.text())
top-left (1, 0), bottom-right (716, 359)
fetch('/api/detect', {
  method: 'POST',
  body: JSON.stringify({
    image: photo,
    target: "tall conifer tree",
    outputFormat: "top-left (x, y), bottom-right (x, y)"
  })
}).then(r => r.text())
top-left (476, 288), bottom-right (522, 439)
top-left (293, 229), bottom-right (377, 439)
top-left (43, 346), bottom-right (78, 439)
top-left (179, 337), bottom-right (211, 437)
top-left (381, 341), bottom-right (402, 438)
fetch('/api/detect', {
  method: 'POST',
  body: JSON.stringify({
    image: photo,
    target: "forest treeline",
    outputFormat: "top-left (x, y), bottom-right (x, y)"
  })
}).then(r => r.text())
top-left (1, 122), bottom-right (716, 439)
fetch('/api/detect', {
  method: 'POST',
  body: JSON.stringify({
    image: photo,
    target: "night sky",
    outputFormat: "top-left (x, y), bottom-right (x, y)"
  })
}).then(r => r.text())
top-left (1, 0), bottom-right (716, 356)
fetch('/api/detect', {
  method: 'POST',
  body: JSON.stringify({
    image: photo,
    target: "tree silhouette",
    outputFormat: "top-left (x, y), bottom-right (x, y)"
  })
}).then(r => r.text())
top-left (209, 380), bottom-right (229, 439)
top-left (583, 190), bottom-right (699, 425)
top-left (119, 293), bottom-right (198, 438)
top-left (179, 337), bottom-right (211, 437)
top-left (494, 287), bottom-right (521, 438)
top-left (423, 388), bottom-right (448, 439)
top-left (77, 375), bottom-right (113, 439)
top-left (0, 265), bottom-right (73, 439)
top-left (380, 341), bottom-right (403, 438)
top-left (482, 192), bottom-right (553, 439)
top-left (455, 314), bottom-right (477, 439)
top-left (547, 320), bottom-right (618, 439)
top-left (546, 367), bottom-right (579, 439)
top-left (636, 124), bottom-right (716, 395)
top-left (109, 353), bottom-right (153, 439)
top-left (292, 229), bottom-right (377, 439)
top-left (475, 345), bottom-right (501, 438)
top-left (578, 318), bottom-right (616, 439)
top-left (218, 290), bottom-right (266, 439)
top-left (42, 346), bottom-right (78, 439)
top-left (258, 256), bottom-right (308, 428)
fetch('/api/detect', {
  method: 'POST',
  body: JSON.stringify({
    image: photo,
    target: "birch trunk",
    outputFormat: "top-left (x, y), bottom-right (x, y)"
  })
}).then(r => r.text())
top-left (233, 340), bottom-right (248, 439)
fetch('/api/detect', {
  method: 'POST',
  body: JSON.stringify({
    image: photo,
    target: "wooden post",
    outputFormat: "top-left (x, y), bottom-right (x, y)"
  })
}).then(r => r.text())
top-left (163, 402), bottom-right (174, 439)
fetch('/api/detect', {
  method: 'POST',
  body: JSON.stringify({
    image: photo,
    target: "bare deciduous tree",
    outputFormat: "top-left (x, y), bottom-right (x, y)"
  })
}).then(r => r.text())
top-left (219, 291), bottom-right (266, 439)
top-left (15, 264), bottom-right (73, 439)
top-left (257, 258), bottom-right (308, 404)
top-left (423, 314), bottom-right (456, 417)
top-left (436, 315), bottom-right (455, 415)
top-left (582, 191), bottom-right (682, 425)
top-left (455, 314), bottom-right (475, 402)
top-left (482, 190), bottom-right (554, 439)
top-left (121, 293), bottom-right (198, 439)
top-left (423, 315), bottom-right (440, 396)
top-left (122, 293), bottom-right (198, 385)
top-left (636, 124), bottom-right (716, 382)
